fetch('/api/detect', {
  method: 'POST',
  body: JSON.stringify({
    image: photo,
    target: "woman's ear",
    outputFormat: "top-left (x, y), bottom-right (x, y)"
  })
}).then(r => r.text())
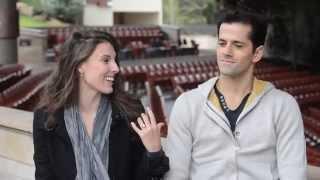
top-left (77, 64), bottom-right (85, 78)
top-left (78, 67), bottom-right (83, 73)
top-left (78, 63), bottom-right (85, 73)
top-left (252, 45), bottom-right (264, 63)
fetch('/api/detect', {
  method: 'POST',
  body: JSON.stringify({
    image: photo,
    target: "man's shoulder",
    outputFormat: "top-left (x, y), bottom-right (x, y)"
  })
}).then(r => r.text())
top-left (183, 78), bottom-right (216, 96)
top-left (270, 87), bottom-right (296, 100)
top-left (173, 88), bottom-right (206, 111)
top-left (177, 84), bottom-right (208, 102)
top-left (263, 87), bottom-right (299, 108)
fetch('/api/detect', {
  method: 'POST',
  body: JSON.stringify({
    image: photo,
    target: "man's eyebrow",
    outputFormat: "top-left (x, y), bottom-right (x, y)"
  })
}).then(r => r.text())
top-left (233, 40), bottom-right (245, 44)
top-left (218, 39), bottom-right (245, 44)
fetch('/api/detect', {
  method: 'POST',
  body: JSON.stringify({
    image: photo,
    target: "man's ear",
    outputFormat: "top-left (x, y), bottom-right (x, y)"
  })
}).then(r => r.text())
top-left (252, 45), bottom-right (264, 63)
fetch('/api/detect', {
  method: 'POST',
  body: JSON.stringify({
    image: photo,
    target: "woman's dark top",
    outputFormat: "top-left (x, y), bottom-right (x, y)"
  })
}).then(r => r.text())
top-left (33, 103), bottom-right (169, 180)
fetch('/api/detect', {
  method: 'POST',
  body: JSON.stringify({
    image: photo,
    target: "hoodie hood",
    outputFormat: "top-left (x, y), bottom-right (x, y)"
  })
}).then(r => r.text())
top-left (197, 77), bottom-right (275, 112)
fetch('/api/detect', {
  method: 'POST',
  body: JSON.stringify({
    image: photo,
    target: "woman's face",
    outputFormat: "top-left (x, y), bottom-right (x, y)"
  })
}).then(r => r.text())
top-left (78, 42), bottom-right (119, 95)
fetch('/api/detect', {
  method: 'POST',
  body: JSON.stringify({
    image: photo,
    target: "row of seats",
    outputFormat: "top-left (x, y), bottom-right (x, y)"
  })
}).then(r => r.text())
top-left (121, 60), bottom-right (302, 90)
top-left (121, 58), bottom-right (216, 81)
top-left (119, 40), bottom-right (199, 60)
top-left (0, 70), bottom-right (52, 111)
top-left (171, 71), bottom-right (320, 107)
top-left (295, 92), bottom-right (320, 108)
top-left (257, 71), bottom-right (311, 81)
top-left (273, 76), bottom-right (320, 89)
top-left (171, 72), bottom-right (216, 96)
top-left (309, 107), bottom-right (320, 119)
top-left (304, 116), bottom-right (320, 139)
top-left (0, 64), bottom-right (32, 92)
top-left (44, 26), bottom-right (200, 60)
top-left (304, 107), bottom-right (320, 166)
top-left (45, 26), bottom-right (164, 49)
top-left (307, 146), bottom-right (320, 166)
top-left (254, 66), bottom-right (290, 74)
top-left (283, 84), bottom-right (320, 96)
top-left (305, 130), bottom-right (320, 147)
top-left (0, 64), bottom-right (25, 79)
top-left (145, 82), bottom-right (167, 137)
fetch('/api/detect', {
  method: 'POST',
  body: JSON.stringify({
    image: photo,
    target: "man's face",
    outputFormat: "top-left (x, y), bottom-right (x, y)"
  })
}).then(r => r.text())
top-left (217, 22), bottom-right (262, 78)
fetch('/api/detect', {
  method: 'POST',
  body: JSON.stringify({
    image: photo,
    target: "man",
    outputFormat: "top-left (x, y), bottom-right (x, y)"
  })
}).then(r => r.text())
top-left (165, 10), bottom-right (307, 180)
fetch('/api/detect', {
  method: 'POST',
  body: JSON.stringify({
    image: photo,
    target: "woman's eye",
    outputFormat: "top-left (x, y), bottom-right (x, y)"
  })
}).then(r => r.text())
top-left (103, 58), bottom-right (111, 63)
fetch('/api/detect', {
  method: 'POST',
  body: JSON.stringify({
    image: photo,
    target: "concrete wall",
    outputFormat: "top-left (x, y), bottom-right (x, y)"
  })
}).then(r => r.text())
top-left (122, 13), bottom-right (159, 25)
top-left (83, 0), bottom-right (162, 25)
top-left (113, 0), bottom-right (162, 25)
top-left (0, 107), bottom-right (34, 180)
top-left (112, 0), bottom-right (161, 13)
top-left (83, 4), bottom-right (113, 26)
top-left (161, 24), bottom-right (180, 43)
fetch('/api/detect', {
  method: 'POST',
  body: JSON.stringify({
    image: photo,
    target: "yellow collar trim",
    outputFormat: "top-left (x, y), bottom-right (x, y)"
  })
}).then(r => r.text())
top-left (208, 87), bottom-right (221, 110)
top-left (208, 78), bottom-right (268, 110)
top-left (245, 78), bottom-right (268, 108)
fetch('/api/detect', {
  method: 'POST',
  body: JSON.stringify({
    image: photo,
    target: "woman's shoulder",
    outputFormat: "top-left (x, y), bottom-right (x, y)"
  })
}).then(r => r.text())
top-left (34, 107), bottom-right (50, 121)
top-left (33, 107), bottom-right (50, 126)
top-left (33, 107), bottom-right (63, 131)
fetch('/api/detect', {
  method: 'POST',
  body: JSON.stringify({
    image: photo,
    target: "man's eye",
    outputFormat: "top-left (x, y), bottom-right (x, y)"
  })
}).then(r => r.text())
top-left (218, 41), bottom-right (226, 46)
top-left (234, 44), bottom-right (243, 48)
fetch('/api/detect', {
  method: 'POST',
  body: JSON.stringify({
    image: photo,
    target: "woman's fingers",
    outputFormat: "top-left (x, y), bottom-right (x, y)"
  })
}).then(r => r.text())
top-left (134, 109), bottom-right (161, 132)
top-left (141, 113), bottom-right (151, 127)
top-left (137, 117), bottom-right (146, 129)
top-left (132, 109), bottom-right (164, 152)
top-left (146, 107), bottom-right (157, 126)
top-left (157, 122), bottom-right (165, 130)
top-left (131, 122), bottom-right (141, 134)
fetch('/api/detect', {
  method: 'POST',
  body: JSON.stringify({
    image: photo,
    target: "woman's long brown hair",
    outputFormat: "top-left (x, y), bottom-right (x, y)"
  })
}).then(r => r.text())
top-left (38, 30), bottom-right (143, 130)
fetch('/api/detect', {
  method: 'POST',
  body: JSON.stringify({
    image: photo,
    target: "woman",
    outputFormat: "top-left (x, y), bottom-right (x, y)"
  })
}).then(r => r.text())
top-left (33, 30), bottom-right (169, 180)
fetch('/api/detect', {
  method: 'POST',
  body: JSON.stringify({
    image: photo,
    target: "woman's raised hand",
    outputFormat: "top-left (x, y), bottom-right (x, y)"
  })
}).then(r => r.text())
top-left (131, 107), bottom-right (165, 152)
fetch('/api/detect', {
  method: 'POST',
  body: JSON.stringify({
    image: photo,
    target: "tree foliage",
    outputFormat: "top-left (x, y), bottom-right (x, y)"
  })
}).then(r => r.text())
top-left (163, 0), bottom-right (217, 25)
top-left (41, 0), bottom-right (83, 24)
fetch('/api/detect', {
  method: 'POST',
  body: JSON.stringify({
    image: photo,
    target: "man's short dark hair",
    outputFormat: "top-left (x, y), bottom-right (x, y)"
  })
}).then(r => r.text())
top-left (217, 9), bottom-right (268, 49)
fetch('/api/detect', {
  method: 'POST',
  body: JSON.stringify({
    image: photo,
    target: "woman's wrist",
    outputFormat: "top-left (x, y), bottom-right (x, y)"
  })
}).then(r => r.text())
top-left (146, 148), bottom-right (163, 158)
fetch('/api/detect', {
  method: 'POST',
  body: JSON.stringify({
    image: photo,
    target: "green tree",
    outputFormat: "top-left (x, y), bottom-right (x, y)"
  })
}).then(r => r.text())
top-left (41, 0), bottom-right (83, 24)
top-left (203, 0), bottom-right (216, 24)
top-left (163, 0), bottom-right (180, 24)
top-left (163, 0), bottom-right (217, 25)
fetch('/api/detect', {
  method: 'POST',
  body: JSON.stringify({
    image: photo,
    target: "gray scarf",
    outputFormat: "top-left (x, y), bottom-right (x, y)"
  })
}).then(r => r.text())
top-left (64, 95), bottom-right (112, 180)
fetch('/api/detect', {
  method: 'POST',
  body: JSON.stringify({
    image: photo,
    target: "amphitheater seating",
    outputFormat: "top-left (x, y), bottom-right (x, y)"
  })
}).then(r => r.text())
top-left (304, 115), bottom-right (320, 137)
top-left (42, 26), bottom-right (199, 60)
top-left (145, 82), bottom-right (167, 137)
top-left (3, 56), bottom-right (319, 165)
top-left (273, 76), bottom-right (320, 89)
top-left (0, 64), bottom-right (25, 79)
top-left (307, 147), bottom-right (320, 166)
top-left (309, 107), bottom-right (320, 119)
top-left (283, 84), bottom-right (320, 95)
top-left (0, 70), bottom-right (52, 111)
top-left (45, 26), bottom-right (164, 49)
top-left (0, 65), bottom-right (32, 92)
top-left (121, 57), bottom-right (216, 85)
